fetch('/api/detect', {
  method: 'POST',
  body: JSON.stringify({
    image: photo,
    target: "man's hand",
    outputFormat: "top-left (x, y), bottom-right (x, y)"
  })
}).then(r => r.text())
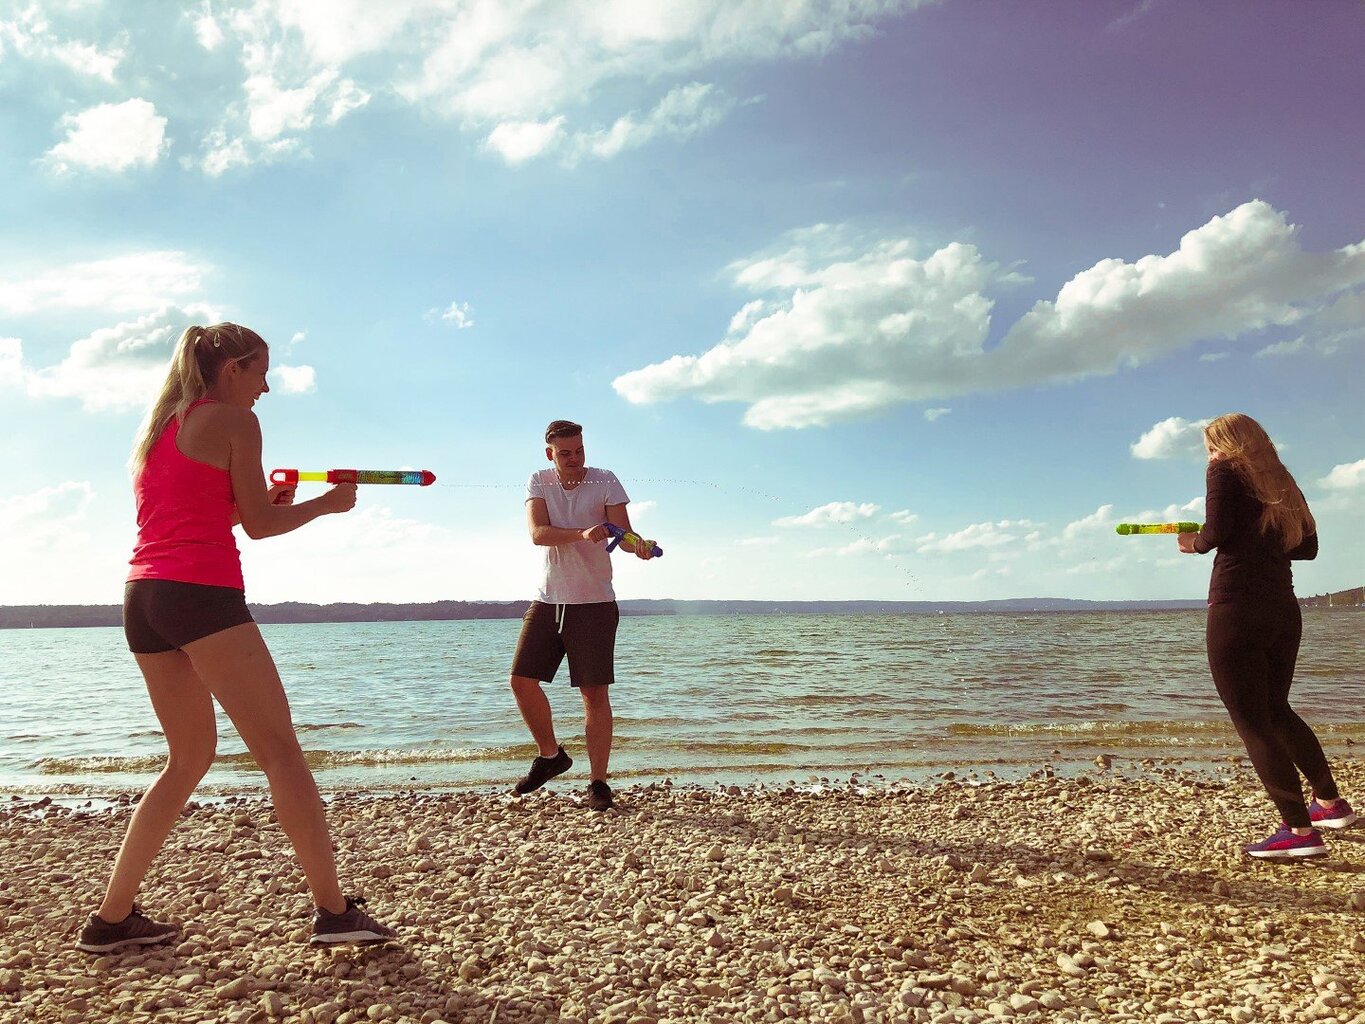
top-left (1177, 532), bottom-right (1199, 553)
top-left (634, 539), bottom-right (656, 560)
top-left (580, 524), bottom-right (609, 544)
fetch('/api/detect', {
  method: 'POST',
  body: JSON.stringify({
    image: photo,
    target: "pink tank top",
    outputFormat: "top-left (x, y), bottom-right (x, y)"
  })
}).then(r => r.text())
top-left (127, 399), bottom-right (244, 590)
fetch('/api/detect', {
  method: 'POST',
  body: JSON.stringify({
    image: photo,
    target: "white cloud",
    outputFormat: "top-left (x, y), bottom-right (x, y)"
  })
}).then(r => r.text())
top-left (401, 1), bottom-right (921, 120)
top-left (1061, 504), bottom-right (1116, 542)
top-left (44, 99), bottom-right (169, 173)
top-left (0, 251), bottom-right (206, 315)
top-left (0, 337), bottom-right (24, 390)
top-left (923, 407), bottom-right (951, 421)
top-left (239, 503), bottom-right (544, 604)
top-left (1, 304), bottom-right (216, 412)
top-left (0, 8), bottom-right (123, 81)
top-left (1062, 499), bottom-right (1203, 543)
top-left (614, 228), bottom-right (1000, 430)
top-left (484, 117), bottom-right (566, 164)
top-left (808, 535), bottom-right (902, 557)
top-left (49, 38), bottom-right (124, 81)
top-left (185, 0), bottom-right (926, 173)
top-left (1307, 289), bottom-right (1365, 354)
top-left (428, 300), bottom-right (475, 328)
top-left (272, 364), bottom-right (316, 394)
top-left (194, 6), bottom-right (225, 51)
top-left (888, 509), bottom-right (918, 526)
top-left (915, 520), bottom-right (1037, 554)
top-left (995, 201), bottom-right (1365, 384)
top-left (630, 500), bottom-right (657, 517)
top-left (568, 82), bottom-right (735, 163)
top-left (614, 201), bottom-right (1365, 429)
top-left (1130, 416), bottom-right (1212, 460)
top-left (774, 501), bottom-right (880, 527)
top-left (4, 304), bottom-right (321, 412)
top-left (0, 482), bottom-right (104, 597)
top-left (1319, 460), bottom-right (1365, 491)
top-left (1255, 336), bottom-right (1305, 358)
top-left (1198, 351), bottom-right (1230, 362)
top-left (0, 482), bottom-right (95, 546)
top-left (191, 3), bottom-right (372, 176)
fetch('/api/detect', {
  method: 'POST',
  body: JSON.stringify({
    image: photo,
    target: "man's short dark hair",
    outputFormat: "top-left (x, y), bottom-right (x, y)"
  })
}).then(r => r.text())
top-left (545, 420), bottom-right (583, 443)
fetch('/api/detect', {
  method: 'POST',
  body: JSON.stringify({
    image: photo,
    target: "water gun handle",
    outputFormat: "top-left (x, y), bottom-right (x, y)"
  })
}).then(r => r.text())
top-left (602, 522), bottom-right (663, 558)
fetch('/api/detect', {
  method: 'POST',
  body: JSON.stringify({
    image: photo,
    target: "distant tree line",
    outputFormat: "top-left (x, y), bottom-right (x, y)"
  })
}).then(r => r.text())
top-left (0, 601), bottom-right (535, 630)
top-left (1299, 586), bottom-right (1365, 609)
top-left (5, 592), bottom-right (1358, 630)
top-left (0, 595), bottom-right (1268, 630)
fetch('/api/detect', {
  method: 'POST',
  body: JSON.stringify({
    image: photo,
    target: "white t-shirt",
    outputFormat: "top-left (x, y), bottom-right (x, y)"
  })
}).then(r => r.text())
top-left (526, 467), bottom-right (629, 604)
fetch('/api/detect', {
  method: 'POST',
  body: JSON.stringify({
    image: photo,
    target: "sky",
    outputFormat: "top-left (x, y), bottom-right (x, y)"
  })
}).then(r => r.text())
top-left (1, 0), bottom-right (1362, 606)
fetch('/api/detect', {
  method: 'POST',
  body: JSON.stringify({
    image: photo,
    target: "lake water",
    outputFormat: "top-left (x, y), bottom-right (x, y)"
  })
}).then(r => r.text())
top-left (1, 612), bottom-right (1361, 795)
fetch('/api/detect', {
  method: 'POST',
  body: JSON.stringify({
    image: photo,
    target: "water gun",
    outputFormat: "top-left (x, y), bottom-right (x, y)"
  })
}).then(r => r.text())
top-left (602, 522), bottom-right (663, 558)
top-left (270, 469), bottom-right (437, 487)
top-left (1115, 522), bottom-right (1202, 535)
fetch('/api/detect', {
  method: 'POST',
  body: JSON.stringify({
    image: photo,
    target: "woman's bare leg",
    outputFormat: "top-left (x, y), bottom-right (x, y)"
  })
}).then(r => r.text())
top-left (98, 650), bottom-right (217, 922)
top-left (183, 623), bottom-right (345, 914)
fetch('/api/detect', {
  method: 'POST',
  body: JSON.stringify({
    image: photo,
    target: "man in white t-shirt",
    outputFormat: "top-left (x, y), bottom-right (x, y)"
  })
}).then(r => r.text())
top-left (509, 420), bottom-right (658, 811)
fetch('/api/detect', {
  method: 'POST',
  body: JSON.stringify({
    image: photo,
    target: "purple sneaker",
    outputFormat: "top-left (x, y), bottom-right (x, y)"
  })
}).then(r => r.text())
top-left (1245, 824), bottom-right (1327, 860)
top-left (1309, 798), bottom-right (1358, 830)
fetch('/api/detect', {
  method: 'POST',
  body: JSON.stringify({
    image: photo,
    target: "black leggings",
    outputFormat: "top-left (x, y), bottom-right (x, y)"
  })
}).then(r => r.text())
top-left (1207, 599), bottom-right (1338, 827)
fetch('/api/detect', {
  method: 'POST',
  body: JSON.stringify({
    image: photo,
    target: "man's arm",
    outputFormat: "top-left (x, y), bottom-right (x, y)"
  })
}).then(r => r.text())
top-left (605, 503), bottom-right (656, 559)
top-left (526, 497), bottom-right (608, 546)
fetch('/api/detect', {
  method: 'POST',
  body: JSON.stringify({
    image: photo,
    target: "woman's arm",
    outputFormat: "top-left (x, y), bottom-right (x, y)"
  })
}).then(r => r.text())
top-left (1190, 461), bottom-right (1238, 554)
top-left (1288, 532), bottom-right (1319, 561)
top-left (227, 408), bottom-right (355, 539)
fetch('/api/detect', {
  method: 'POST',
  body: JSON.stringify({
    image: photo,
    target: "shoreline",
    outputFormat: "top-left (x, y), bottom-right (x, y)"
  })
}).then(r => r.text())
top-left (4, 760), bottom-right (1364, 1023)
top-left (0, 749), bottom-right (1286, 804)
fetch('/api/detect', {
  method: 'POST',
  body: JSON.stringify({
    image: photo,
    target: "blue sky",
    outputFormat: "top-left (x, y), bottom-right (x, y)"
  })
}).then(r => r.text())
top-left (2, 0), bottom-right (1362, 605)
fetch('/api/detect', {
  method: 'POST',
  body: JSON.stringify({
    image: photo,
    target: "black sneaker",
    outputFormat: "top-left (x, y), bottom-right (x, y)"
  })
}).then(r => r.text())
top-left (310, 897), bottom-right (396, 945)
top-left (587, 779), bottom-right (613, 812)
top-left (514, 745), bottom-right (573, 795)
top-left (75, 906), bottom-right (178, 953)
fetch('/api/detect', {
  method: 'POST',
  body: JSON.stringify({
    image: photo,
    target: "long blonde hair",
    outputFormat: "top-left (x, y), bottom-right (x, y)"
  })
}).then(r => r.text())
top-left (1204, 413), bottom-right (1315, 551)
top-left (130, 323), bottom-right (267, 475)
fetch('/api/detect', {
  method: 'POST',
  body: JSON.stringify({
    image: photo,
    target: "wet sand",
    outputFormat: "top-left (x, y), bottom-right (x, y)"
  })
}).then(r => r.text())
top-left (2, 759), bottom-right (1363, 1024)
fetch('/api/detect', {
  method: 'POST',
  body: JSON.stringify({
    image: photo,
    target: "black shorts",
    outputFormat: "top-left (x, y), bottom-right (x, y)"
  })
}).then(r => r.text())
top-left (511, 601), bottom-right (619, 688)
top-left (123, 579), bottom-right (255, 654)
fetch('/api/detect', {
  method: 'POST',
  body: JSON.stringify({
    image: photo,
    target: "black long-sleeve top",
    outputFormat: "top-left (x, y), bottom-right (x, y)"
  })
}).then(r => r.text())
top-left (1192, 459), bottom-right (1317, 605)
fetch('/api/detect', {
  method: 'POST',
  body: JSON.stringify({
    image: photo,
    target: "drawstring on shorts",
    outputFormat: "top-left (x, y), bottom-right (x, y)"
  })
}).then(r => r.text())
top-left (555, 603), bottom-right (567, 634)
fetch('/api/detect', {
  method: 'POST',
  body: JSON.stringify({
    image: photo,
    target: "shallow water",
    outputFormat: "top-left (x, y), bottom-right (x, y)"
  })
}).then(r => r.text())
top-left (1, 611), bottom-right (1360, 793)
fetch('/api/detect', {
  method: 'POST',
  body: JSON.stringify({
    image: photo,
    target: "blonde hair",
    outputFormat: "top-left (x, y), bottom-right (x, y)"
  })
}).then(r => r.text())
top-left (1203, 413), bottom-right (1315, 551)
top-left (129, 323), bottom-right (267, 475)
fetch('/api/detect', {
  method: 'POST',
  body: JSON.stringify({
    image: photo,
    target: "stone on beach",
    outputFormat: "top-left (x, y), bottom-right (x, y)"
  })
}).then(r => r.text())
top-left (3, 760), bottom-right (1364, 1023)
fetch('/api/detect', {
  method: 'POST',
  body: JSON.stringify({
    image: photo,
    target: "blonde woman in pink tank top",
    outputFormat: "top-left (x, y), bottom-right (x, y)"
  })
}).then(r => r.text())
top-left (76, 323), bottom-right (395, 953)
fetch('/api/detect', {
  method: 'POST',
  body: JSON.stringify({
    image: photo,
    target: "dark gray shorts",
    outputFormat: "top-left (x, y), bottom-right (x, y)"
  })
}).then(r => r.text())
top-left (123, 579), bottom-right (254, 654)
top-left (511, 601), bottom-right (619, 688)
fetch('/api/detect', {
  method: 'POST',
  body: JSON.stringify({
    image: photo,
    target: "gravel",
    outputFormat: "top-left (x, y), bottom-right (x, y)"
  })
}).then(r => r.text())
top-left (2, 758), bottom-right (1362, 1023)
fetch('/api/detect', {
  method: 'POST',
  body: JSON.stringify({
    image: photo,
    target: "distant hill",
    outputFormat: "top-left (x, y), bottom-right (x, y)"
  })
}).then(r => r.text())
top-left (2, 591), bottom-right (1357, 629)
top-left (1300, 586), bottom-right (1365, 609)
top-left (0, 596), bottom-right (1199, 629)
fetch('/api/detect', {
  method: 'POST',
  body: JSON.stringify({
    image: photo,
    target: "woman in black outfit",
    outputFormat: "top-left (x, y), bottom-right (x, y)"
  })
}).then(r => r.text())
top-left (1178, 413), bottom-right (1355, 859)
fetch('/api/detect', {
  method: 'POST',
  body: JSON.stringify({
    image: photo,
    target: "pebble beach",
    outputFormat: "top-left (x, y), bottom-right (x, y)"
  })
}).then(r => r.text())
top-left (3, 759), bottom-right (1364, 1024)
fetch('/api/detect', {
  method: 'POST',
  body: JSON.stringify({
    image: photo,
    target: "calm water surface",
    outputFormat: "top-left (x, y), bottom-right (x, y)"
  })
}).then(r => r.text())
top-left (1, 612), bottom-right (1360, 794)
